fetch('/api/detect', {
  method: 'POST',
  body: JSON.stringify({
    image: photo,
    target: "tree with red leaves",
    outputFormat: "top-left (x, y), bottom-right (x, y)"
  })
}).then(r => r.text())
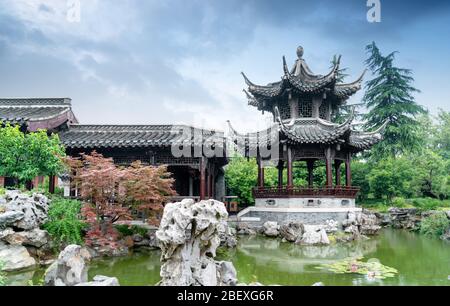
top-left (65, 152), bottom-right (176, 250)
top-left (124, 161), bottom-right (176, 226)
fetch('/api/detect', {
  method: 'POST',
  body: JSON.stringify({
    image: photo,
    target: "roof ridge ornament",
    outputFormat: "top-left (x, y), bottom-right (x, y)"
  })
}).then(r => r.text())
top-left (282, 56), bottom-right (290, 77)
top-left (366, 119), bottom-right (390, 135)
top-left (338, 105), bottom-right (355, 128)
top-left (337, 69), bottom-right (367, 87)
top-left (241, 72), bottom-right (255, 87)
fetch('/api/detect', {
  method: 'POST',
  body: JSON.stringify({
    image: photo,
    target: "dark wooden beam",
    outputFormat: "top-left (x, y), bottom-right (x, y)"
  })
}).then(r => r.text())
top-left (307, 160), bottom-right (315, 188)
top-left (200, 157), bottom-right (206, 200)
top-left (287, 147), bottom-right (293, 188)
top-left (277, 160), bottom-right (284, 188)
top-left (257, 157), bottom-right (265, 188)
top-left (48, 175), bottom-right (56, 194)
top-left (335, 160), bottom-right (342, 186)
top-left (325, 148), bottom-right (333, 187)
top-left (345, 154), bottom-right (352, 187)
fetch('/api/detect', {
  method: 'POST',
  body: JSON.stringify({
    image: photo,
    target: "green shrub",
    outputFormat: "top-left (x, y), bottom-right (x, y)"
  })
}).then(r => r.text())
top-left (0, 188), bottom-right (5, 196)
top-left (43, 197), bottom-right (86, 248)
top-left (411, 198), bottom-right (447, 211)
top-left (391, 197), bottom-right (408, 208)
top-left (419, 212), bottom-right (450, 237)
top-left (115, 225), bottom-right (148, 238)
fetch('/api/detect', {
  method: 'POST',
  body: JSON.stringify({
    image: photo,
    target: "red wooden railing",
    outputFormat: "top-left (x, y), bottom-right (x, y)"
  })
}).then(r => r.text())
top-left (253, 186), bottom-right (360, 199)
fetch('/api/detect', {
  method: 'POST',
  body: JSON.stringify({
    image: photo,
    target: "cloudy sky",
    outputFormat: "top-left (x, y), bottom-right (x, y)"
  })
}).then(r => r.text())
top-left (0, 0), bottom-right (449, 132)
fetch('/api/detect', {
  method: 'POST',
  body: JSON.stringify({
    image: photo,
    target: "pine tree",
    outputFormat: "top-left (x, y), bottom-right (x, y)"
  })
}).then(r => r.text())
top-left (330, 54), bottom-right (349, 83)
top-left (363, 42), bottom-right (426, 158)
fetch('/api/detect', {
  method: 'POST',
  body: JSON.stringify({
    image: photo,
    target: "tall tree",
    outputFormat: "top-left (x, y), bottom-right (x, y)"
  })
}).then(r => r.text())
top-left (363, 42), bottom-right (426, 158)
top-left (0, 123), bottom-right (65, 185)
top-left (433, 109), bottom-right (450, 159)
top-left (330, 55), bottom-right (364, 124)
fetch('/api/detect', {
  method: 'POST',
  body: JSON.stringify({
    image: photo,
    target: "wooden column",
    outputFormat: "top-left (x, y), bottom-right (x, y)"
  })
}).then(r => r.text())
top-left (325, 148), bottom-right (333, 188)
top-left (277, 161), bottom-right (284, 188)
top-left (211, 172), bottom-right (215, 200)
top-left (345, 153), bottom-right (352, 187)
top-left (188, 175), bottom-right (194, 197)
top-left (335, 160), bottom-right (342, 186)
top-left (200, 158), bottom-right (206, 200)
top-left (257, 158), bottom-right (265, 188)
top-left (0, 176), bottom-right (4, 188)
top-left (207, 172), bottom-right (212, 199)
top-left (32, 177), bottom-right (40, 189)
top-left (287, 147), bottom-right (293, 188)
top-left (48, 175), bottom-right (56, 194)
top-left (307, 160), bottom-right (315, 188)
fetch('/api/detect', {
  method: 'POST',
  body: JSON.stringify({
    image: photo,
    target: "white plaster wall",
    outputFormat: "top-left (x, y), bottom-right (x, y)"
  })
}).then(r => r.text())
top-left (255, 197), bottom-right (355, 208)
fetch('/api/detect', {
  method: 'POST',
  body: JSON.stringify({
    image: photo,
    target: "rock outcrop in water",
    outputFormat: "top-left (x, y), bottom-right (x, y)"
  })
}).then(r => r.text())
top-left (388, 208), bottom-right (420, 230)
top-left (263, 221), bottom-right (279, 237)
top-left (298, 226), bottom-right (330, 245)
top-left (44, 244), bottom-right (120, 286)
top-left (279, 221), bottom-right (304, 242)
top-left (156, 199), bottom-right (238, 286)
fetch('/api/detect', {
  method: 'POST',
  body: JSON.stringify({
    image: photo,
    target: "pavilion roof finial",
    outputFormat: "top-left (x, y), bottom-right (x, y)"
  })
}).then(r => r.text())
top-left (296, 46), bottom-right (304, 59)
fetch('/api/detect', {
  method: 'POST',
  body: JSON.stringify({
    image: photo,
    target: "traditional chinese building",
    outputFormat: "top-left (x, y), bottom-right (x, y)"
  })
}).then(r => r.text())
top-left (0, 98), bottom-right (227, 201)
top-left (230, 46), bottom-right (388, 224)
top-left (0, 98), bottom-right (78, 190)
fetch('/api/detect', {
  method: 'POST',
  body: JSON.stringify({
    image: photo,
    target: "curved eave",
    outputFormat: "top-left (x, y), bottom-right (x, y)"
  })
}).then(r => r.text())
top-left (241, 72), bottom-right (285, 98)
top-left (274, 106), bottom-right (352, 145)
top-left (227, 120), bottom-right (279, 148)
top-left (348, 119), bottom-right (389, 151)
top-left (333, 70), bottom-right (366, 100)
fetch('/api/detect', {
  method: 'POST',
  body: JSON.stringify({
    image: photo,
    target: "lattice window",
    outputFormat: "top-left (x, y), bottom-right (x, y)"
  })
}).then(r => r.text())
top-left (294, 149), bottom-right (325, 159)
top-left (298, 97), bottom-right (313, 118)
top-left (319, 102), bottom-right (329, 120)
top-left (277, 102), bottom-right (291, 120)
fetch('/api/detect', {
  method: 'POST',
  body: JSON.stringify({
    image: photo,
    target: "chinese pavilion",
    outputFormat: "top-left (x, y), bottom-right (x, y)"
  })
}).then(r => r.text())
top-left (230, 46), bottom-right (388, 224)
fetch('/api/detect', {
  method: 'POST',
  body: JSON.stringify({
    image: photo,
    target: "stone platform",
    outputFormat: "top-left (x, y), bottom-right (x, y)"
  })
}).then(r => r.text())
top-left (237, 206), bottom-right (362, 226)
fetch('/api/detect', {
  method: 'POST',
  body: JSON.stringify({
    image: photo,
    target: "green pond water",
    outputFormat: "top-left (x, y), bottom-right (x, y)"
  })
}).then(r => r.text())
top-left (6, 229), bottom-right (450, 286)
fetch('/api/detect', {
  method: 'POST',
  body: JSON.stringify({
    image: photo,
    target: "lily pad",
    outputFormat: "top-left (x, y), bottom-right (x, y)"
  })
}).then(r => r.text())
top-left (316, 257), bottom-right (398, 279)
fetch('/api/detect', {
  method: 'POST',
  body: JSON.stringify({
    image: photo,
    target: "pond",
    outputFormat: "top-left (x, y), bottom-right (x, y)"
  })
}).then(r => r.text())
top-left (5, 229), bottom-right (450, 286)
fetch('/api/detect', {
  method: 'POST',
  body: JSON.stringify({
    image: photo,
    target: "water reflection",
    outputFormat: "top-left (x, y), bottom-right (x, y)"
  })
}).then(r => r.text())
top-left (232, 230), bottom-right (450, 286)
top-left (5, 229), bottom-right (450, 286)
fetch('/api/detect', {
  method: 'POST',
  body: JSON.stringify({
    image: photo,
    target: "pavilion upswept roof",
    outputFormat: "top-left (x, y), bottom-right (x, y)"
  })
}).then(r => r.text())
top-left (0, 98), bottom-right (78, 130)
top-left (242, 51), bottom-right (365, 112)
top-left (227, 107), bottom-right (388, 153)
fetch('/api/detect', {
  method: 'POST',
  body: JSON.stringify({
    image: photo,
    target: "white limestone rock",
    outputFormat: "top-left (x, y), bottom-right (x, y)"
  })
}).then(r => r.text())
top-left (263, 221), bottom-right (279, 237)
top-left (236, 222), bottom-right (257, 235)
top-left (3, 228), bottom-right (50, 248)
top-left (76, 275), bottom-right (120, 286)
top-left (279, 221), bottom-right (304, 242)
top-left (1, 191), bottom-right (49, 230)
top-left (0, 241), bottom-right (36, 272)
top-left (156, 199), bottom-right (237, 286)
top-left (324, 219), bottom-right (339, 233)
top-left (0, 228), bottom-right (14, 240)
top-left (44, 245), bottom-right (91, 286)
top-left (297, 227), bottom-right (330, 245)
top-left (216, 261), bottom-right (238, 286)
top-left (218, 221), bottom-right (237, 248)
top-left (0, 211), bottom-right (25, 228)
